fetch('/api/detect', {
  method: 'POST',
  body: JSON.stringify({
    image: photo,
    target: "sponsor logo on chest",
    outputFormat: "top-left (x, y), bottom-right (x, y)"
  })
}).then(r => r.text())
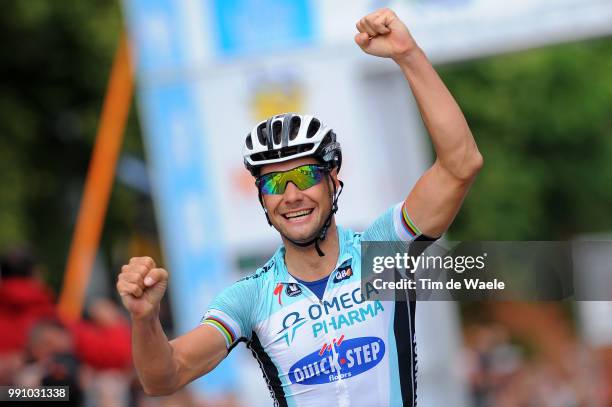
top-left (289, 336), bottom-right (386, 385)
top-left (274, 284), bottom-right (385, 346)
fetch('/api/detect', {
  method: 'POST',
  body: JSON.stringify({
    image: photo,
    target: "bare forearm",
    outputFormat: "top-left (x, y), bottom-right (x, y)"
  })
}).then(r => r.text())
top-left (118, 258), bottom-right (223, 395)
top-left (396, 48), bottom-right (482, 179)
top-left (132, 314), bottom-right (180, 395)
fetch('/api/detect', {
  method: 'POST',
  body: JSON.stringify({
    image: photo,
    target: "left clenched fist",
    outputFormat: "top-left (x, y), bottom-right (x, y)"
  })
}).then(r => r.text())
top-left (355, 8), bottom-right (418, 60)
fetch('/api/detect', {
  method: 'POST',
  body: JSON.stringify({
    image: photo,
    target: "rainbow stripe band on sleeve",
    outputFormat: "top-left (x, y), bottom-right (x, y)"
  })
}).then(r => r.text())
top-left (203, 316), bottom-right (237, 346)
top-left (401, 204), bottom-right (421, 237)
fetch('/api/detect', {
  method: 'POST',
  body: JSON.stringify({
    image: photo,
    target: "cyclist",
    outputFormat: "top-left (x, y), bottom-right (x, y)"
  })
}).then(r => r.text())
top-left (117, 8), bottom-right (483, 406)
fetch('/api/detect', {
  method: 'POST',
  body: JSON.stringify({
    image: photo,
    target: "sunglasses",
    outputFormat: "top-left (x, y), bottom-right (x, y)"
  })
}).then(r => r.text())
top-left (256, 164), bottom-right (329, 195)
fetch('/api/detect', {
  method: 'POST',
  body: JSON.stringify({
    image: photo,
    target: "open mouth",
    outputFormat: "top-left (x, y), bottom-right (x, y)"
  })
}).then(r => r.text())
top-left (282, 209), bottom-right (314, 220)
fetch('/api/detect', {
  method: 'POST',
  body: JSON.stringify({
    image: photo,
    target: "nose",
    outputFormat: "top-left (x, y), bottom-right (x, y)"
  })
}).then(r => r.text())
top-left (282, 181), bottom-right (302, 203)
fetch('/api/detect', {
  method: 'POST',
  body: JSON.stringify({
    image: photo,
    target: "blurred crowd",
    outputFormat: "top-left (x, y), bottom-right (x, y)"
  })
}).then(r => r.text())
top-left (0, 247), bottom-right (215, 407)
top-left (462, 324), bottom-right (611, 407)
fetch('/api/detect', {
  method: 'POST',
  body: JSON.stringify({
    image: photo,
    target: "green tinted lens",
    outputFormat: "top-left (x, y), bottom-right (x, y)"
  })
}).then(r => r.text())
top-left (291, 165), bottom-right (322, 190)
top-left (259, 172), bottom-right (285, 194)
top-left (258, 164), bottom-right (325, 195)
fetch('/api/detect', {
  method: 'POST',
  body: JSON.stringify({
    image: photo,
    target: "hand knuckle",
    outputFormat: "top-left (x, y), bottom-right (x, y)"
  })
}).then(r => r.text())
top-left (118, 282), bottom-right (129, 295)
top-left (133, 256), bottom-right (148, 266)
top-left (153, 269), bottom-right (164, 281)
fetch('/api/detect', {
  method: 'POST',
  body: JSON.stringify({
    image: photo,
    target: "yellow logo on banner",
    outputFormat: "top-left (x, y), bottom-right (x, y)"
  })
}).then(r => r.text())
top-left (235, 76), bottom-right (306, 197)
top-left (251, 83), bottom-right (304, 120)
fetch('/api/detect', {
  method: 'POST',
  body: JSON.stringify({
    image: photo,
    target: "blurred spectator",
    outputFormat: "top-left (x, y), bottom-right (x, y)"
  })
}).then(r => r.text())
top-left (0, 247), bottom-right (133, 405)
top-left (0, 247), bottom-right (56, 354)
top-left (87, 370), bottom-right (130, 407)
top-left (0, 247), bottom-right (55, 385)
top-left (28, 319), bottom-right (73, 364)
top-left (12, 303), bottom-right (134, 406)
top-left (42, 352), bottom-right (84, 405)
top-left (71, 298), bottom-right (132, 371)
top-left (463, 324), bottom-right (522, 406)
top-left (14, 318), bottom-right (84, 406)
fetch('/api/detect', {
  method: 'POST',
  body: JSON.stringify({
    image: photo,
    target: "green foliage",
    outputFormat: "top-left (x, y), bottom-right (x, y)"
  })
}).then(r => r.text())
top-left (0, 1), bottom-right (144, 289)
top-left (438, 39), bottom-right (612, 240)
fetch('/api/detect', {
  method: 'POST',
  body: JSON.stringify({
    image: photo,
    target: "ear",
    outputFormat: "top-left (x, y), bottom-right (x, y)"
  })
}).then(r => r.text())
top-left (258, 189), bottom-right (270, 211)
top-left (258, 191), bottom-right (273, 226)
top-left (329, 168), bottom-right (341, 189)
top-left (260, 193), bottom-right (270, 208)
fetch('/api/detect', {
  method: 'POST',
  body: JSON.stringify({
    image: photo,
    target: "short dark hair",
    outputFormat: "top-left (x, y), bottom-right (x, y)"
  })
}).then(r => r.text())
top-left (0, 247), bottom-right (36, 278)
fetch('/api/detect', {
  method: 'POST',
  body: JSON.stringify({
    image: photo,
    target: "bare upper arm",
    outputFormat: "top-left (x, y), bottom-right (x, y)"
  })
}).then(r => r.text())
top-left (169, 324), bottom-right (229, 389)
top-left (405, 159), bottom-right (480, 238)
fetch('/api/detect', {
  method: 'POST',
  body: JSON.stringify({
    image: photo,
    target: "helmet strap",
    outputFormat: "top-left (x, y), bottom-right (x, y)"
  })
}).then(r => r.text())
top-left (257, 190), bottom-right (273, 226)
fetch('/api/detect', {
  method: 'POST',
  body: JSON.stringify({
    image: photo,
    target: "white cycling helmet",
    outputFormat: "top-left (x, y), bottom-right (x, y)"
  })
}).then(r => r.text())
top-left (243, 113), bottom-right (342, 176)
top-left (243, 113), bottom-right (344, 256)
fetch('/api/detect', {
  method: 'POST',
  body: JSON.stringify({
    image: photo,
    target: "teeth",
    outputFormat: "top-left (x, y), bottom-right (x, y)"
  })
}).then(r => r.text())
top-left (285, 209), bottom-right (313, 219)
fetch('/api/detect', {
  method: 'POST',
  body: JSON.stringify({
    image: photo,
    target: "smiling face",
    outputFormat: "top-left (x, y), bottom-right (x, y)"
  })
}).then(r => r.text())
top-left (259, 157), bottom-right (338, 244)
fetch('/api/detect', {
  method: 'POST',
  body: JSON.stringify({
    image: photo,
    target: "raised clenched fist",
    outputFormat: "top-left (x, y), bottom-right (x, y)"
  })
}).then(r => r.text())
top-left (355, 8), bottom-right (418, 61)
top-left (116, 256), bottom-right (168, 320)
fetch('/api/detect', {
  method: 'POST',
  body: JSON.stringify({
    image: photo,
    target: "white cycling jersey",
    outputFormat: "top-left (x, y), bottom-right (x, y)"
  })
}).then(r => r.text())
top-left (202, 203), bottom-right (430, 406)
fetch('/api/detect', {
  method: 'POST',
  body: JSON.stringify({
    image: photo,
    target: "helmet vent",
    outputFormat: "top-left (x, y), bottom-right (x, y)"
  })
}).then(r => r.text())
top-left (289, 116), bottom-right (301, 141)
top-left (306, 118), bottom-right (320, 139)
top-left (272, 121), bottom-right (282, 145)
top-left (256, 123), bottom-right (267, 145)
top-left (249, 144), bottom-right (315, 162)
top-left (245, 134), bottom-right (253, 150)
